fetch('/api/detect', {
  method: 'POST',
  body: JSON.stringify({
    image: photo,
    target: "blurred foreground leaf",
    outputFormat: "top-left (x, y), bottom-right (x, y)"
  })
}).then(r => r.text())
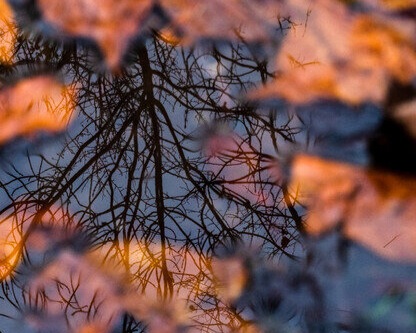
top-left (35, 0), bottom-right (154, 71)
top-left (252, 0), bottom-right (416, 104)
top-left (19, 0), bottom-right (284, 70)
top-left (0, 216), bottom-right (21, 280)
top-left (291, 154), bottom-right (416, 262)
top-left (0, 0), bottom-right (16, 64)
top-left (360, 0), bottom-right (416, 11)
top-left (159, 0), bottom-right (283, 44)
top-left (0, 75), bottom-right (77, 145)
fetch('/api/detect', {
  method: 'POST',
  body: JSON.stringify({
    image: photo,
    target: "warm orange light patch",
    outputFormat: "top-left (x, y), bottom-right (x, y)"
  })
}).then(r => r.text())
top-left (157, 28), bottom-right (181, 46)
top-left (0, 216), bottom-right (22, 280)
top-left (77, 323), bottom-right (107, 333)
top-left (37, 0), bottom-right (153, 70)
top-left (25, 205), bottom-right (81, 253)
top-left (0, 0), bottom-right (17, 64)
top-left (160, 0), bottom-right (283, 45)
top-left (28, 249), bottom-right (125, 333)
top-left (98, 239), bottom-right (209, 297)
top-left (0, 76), bottom-right (78, 145)
top-left (361, 0), bottom-right (416, 9)
top-left (351, 15), bottom-right (416, 83)
top-left (291, 154), bottom-right (416, 262)
top-left (31, 0), bottom-right (285, 69)
top-left (212, 257), bottom-right (247, 302)
top-left (251, 0), bottom-right (416, 105)
top-left (89, 240), bottom-right (205, 331)
top-left (379, 0), bottom-right (416, 9)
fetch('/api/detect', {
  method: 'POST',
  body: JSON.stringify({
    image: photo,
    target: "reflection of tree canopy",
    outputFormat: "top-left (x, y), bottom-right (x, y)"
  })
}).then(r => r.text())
top-left (0, 33), bottom-right (302, 332)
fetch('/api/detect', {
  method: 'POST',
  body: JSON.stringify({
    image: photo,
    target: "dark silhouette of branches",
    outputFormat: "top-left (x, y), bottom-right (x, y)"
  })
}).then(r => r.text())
top-left (0, 30), bottom-right (303, 332)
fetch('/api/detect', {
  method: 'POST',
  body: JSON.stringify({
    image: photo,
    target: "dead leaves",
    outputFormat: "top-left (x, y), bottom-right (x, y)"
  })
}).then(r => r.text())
top-left (361, 0), bottom-right (416, 11)
top-left (291, 154), bottom-right (416, 262)
top-left (36, 0), bottom-right (154, 70)
top-left (0, 0), bottom-right (415, 330)
top-left (24, 235), bottom-right (216, 333)
top-left (211, 256), bottom-right (247, 303)
top-left (159, 0), bottom-right (282, 44)
top-left (28, 249), bottom-right (125, 333)
top-left (252, 0), bottom-right (416, 105)
top-left (0, 75), bottom-right (77, 145)
top-left (0, 216), bottom-right (21, 280)
top-left (18, 0), bottom-right (285, 70)
top-left (0, 0), bottom-right (17, 64)
top-left (351, 15), bottom-right (416, 85)
top-left (7, 0), bottom-right (416, 95)
top-left (260, 0), bottom-right (416, 265)
top-left (21, 0), bottom-right (416, 90)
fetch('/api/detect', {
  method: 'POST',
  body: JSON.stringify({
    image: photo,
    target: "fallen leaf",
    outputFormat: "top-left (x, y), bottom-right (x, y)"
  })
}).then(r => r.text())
top-left (0, 216), bottom-right (21, 280)
top-left (31, 0), bottom-right (285, 69)
top-left (392, 98), bottom-right (416, 136)
top-left (160, 0), bottom-right (283, 44)
top-left (76, 323), bottom-right (108, 333)
top-left (97, 240), bottom-right (212, 331)
top-left (0, 75), bottom-right (77, 145)
top-left (291, 154), bottom-right (416, 262)
top-left (360, 0), bottom-right (416, 11)
top-left (0, 0), bottom-right (17, 64)
top-left (0, 204), bottom-right (84, 279)
top-left (27, 249), bottom-right (126, 333)
top-left (36, 0), bottom-right (154, 70)
top-left (212, 256), bottom-right (247, 302)
top-left (350, 14), bottom-right (416, 85)
top-left (126, 297), bottom-right (190, 333)
top-left (251, 0), bottom-right (416, 104)
top-left (251, 0), bottom-right (373, 104)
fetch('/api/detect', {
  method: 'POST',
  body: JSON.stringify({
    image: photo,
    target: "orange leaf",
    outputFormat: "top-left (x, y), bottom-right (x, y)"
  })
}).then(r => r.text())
top-left (0, 0), bottom-right (17, 64)
top-left (251, 0), bottom-right (416, 105)
top-left (28, 249), bottom-right (125, 332)
top-left (34, 0), bottom-right (284, 69)
top-left (212, 256), bottom-right (247, 302)
top-left (160, 0), bottom-right (283, 44)
top-left (291, 154), bottom-right (416, 262)
top-left (392, 99), bottom-right (416, 137)
top-left (350, 15), bottom-right (416, 84)
top-left (0, 75), bottom-right (77, 145)
top-left (0, 216), bottom-right (22, 280)
top-left (36, 0), bottom-right (153, 70)
top-left (361, 0), bottom-right (416, 11)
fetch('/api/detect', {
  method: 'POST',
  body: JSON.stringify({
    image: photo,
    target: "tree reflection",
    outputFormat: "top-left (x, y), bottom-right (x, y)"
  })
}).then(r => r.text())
top-left (0, 31), bottom-right (302, 332)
